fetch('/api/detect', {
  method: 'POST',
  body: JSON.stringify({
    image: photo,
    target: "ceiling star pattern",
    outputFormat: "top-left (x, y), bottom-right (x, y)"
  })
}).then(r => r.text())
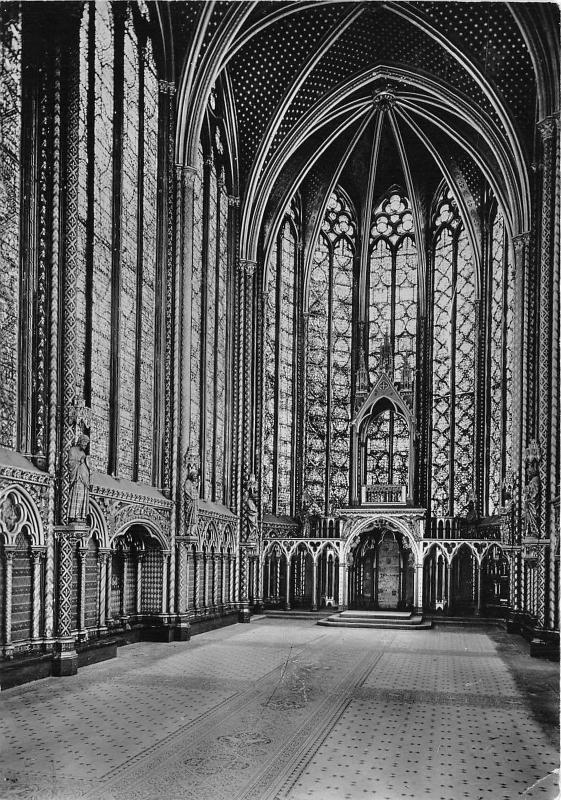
top-left (228, 4), bottom-right (349, 175)
top-left (266, 5), bottom-right (503, 164)
top-left (172, 1), bottom-right (558, 258)
top-left (415, 1), bottom-right (536, 138)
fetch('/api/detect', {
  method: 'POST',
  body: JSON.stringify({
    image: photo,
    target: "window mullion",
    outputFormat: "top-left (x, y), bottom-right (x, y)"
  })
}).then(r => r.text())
top-left (449, 231), bottom-right (459, 516)
top-left (107, 7), bottom-right (126, 477)
top-left (132, 35), bottom-right (145, 483)
top-left (272, 231), bottom-right (282, 514)
top-left (325, 243), bottom-right (334, 514)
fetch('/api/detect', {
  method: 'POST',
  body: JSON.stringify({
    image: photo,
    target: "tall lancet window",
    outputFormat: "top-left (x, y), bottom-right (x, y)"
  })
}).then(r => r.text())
top-left (431, 187), bottom-right (476, 516)
top-left (0, 5), bottom-right (21, 449)
top-left (368, 190), bottom-right (417, 380)
top-left (263, 203), bottom-right (298, 515)
top-left (188, 122), bottom-right (230, 504)
top-left (76, 3), bottom-right (159, 482)
top-left (304, 190), bottom-right (355, 513)
top-left (488, 207), bottom-right (513, 514)
top-left (365, 409), bottom-right (410, 489)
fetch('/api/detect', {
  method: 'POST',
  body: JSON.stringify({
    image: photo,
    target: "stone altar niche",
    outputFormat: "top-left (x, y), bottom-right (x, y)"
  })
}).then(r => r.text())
top-left (348, 526), bottom-right (415, 611)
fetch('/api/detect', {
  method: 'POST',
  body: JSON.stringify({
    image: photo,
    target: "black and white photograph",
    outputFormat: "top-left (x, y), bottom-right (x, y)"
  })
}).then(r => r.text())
top-left (0, 1), bottom-right (559, 798)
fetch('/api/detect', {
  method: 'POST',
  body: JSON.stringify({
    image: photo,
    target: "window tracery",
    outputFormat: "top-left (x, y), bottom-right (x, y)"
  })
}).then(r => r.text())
top-left (430, 187), bottom-right (475, 516)
top-left (78, 3), bottom-right (159, 482)
top-left (189, 123), bottom-right (230, 503)
top-left (368, 191), bottom-right (417, 380)
top-left (304, 190), bottom-right (355, 512)
top-left (488, 207), bottom-right (513, 515)
top-left (263, 205), bottom-right (298, 515)
top-left (0, 5), bottom-right (21, 449)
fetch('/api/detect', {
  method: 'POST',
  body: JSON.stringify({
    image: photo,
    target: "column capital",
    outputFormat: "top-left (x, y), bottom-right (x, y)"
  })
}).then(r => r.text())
top-left (175, 163), bottom-right (199, 184)
top-left (537, 115), bottom-right (558, 142)
top-left (2, 546), bottom-right (16, 561)
top-left (158, 79), bottom-right (176, 96)
top-left (512, 231), bottom-right (530, 254)
top-left (238, 258), bottom-right (257, 277)
top-left (228, 195), bottom-right (240, 207)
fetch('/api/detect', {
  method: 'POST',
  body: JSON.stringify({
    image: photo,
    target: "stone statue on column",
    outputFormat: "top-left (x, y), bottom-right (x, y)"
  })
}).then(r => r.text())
top-left (243, 473), bottom-right (259, 542)
top-left (183, 455), bottom-right (200, 535)
top-left (523, 440), bottom-right (541, 538)
top-left (67, 434), bottom-right (90, 522)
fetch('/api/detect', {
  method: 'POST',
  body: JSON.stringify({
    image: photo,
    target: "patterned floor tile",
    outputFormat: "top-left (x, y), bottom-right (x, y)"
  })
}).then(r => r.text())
top-left (0, 621), bottom-right (557, 800)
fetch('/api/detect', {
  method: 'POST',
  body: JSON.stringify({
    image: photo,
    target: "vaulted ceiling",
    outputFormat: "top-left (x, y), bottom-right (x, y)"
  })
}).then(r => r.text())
top-left (169, 1), bottom-right (559, 268)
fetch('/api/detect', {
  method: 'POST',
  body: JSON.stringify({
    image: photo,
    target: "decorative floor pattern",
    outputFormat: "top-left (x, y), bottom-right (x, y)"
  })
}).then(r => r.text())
top-left (0, 622), bottom-right (558, 800)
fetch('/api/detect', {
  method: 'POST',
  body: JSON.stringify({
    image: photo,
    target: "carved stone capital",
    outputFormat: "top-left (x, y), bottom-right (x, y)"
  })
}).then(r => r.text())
top-left (30, 547), bottom-right (46, 562)
top-left (228, 195), bottom-right (240, 207)
top-left (238, 258), bottom-right (257, 277)
top-left (176, 163), bottom-right (199, 185)
top-left (537, 115), bottom-right (557, 142)
top-left (158, 80), bottom-right (176, 96)
top-left (512, 232), bottom-right (530, 255)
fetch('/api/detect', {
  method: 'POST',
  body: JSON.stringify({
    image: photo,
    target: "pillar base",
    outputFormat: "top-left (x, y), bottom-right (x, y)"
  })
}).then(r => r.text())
top-left (52, 640), bottom-right (78, 677)
top-left (238, 607), bottom-right (251, 623)
top-left (174, 618), bottom-right (191, 641)
top-left (252, 601), bottom-right (264, 615)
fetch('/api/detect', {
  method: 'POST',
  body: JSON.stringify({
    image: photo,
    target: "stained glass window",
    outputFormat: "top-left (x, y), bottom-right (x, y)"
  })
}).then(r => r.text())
top-left (430, 187), bottom-right (475, 516)
top-left (304, 239), bottom-right (329, 511)
top-left (488, 207), bottom-right (513, 515)
top-left (90, 2), bottom-right (114, 469)
top-left (368, 191), bottom-right (417, 379)
top-left (0, 5), bottom-right (21, 449)
top-left (81, 5), bottom-right (159, 482)
top-left (304, 190), bottom-right (355, 512)
top-left (189, 127), bottom-right (230, 503)
top-left (119, 11), bottom-right (141, 479)
top-left (262, 238), bottom-right (278, 513)
top-left (214, 171), bottom-right (229, 503)
top-left (189, 145), bottom-right (204, 469)
top-left (365, 410), bottom-right (409, 487)
top-left (137, 36), bottom-right (158, 483)
top-left (263, 208), bottom-right (298, 515)
top-left (204, 160), bottom-right (217, 496)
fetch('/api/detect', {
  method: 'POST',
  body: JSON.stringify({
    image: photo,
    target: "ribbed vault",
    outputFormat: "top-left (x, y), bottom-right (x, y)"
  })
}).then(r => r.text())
top-left (173, 1), bottom-right (559, 272)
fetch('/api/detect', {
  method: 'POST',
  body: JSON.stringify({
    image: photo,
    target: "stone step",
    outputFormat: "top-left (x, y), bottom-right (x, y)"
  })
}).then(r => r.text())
top-left (263, 610), bottom-right (334, 620)
top-left (317, 611), bottom-right (432, 630)
top-left (318, 616), bottom-right (433, 630)
top-left (339, 610), bottom-right (413, 621)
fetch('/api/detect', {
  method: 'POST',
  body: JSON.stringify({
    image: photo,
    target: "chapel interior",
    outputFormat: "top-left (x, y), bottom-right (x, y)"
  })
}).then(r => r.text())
top-left (0, 0), bottom-right (559, 717)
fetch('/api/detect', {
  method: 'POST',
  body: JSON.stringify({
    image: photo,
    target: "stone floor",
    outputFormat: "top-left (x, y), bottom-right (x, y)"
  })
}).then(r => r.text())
top-left (0, 620), bottom-right (559, 800)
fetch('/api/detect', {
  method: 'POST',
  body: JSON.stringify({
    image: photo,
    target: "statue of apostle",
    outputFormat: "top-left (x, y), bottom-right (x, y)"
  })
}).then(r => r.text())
top-left (67, 434), bottom-right (90, 522)
top-left (243, 473), bottom-right (259, 542)
top-left (183, 465), bottom-right (200, 533)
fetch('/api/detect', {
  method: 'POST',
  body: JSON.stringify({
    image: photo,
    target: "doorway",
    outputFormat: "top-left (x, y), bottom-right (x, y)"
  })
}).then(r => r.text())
top-left (349, 528), bottom-right (414, 610)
